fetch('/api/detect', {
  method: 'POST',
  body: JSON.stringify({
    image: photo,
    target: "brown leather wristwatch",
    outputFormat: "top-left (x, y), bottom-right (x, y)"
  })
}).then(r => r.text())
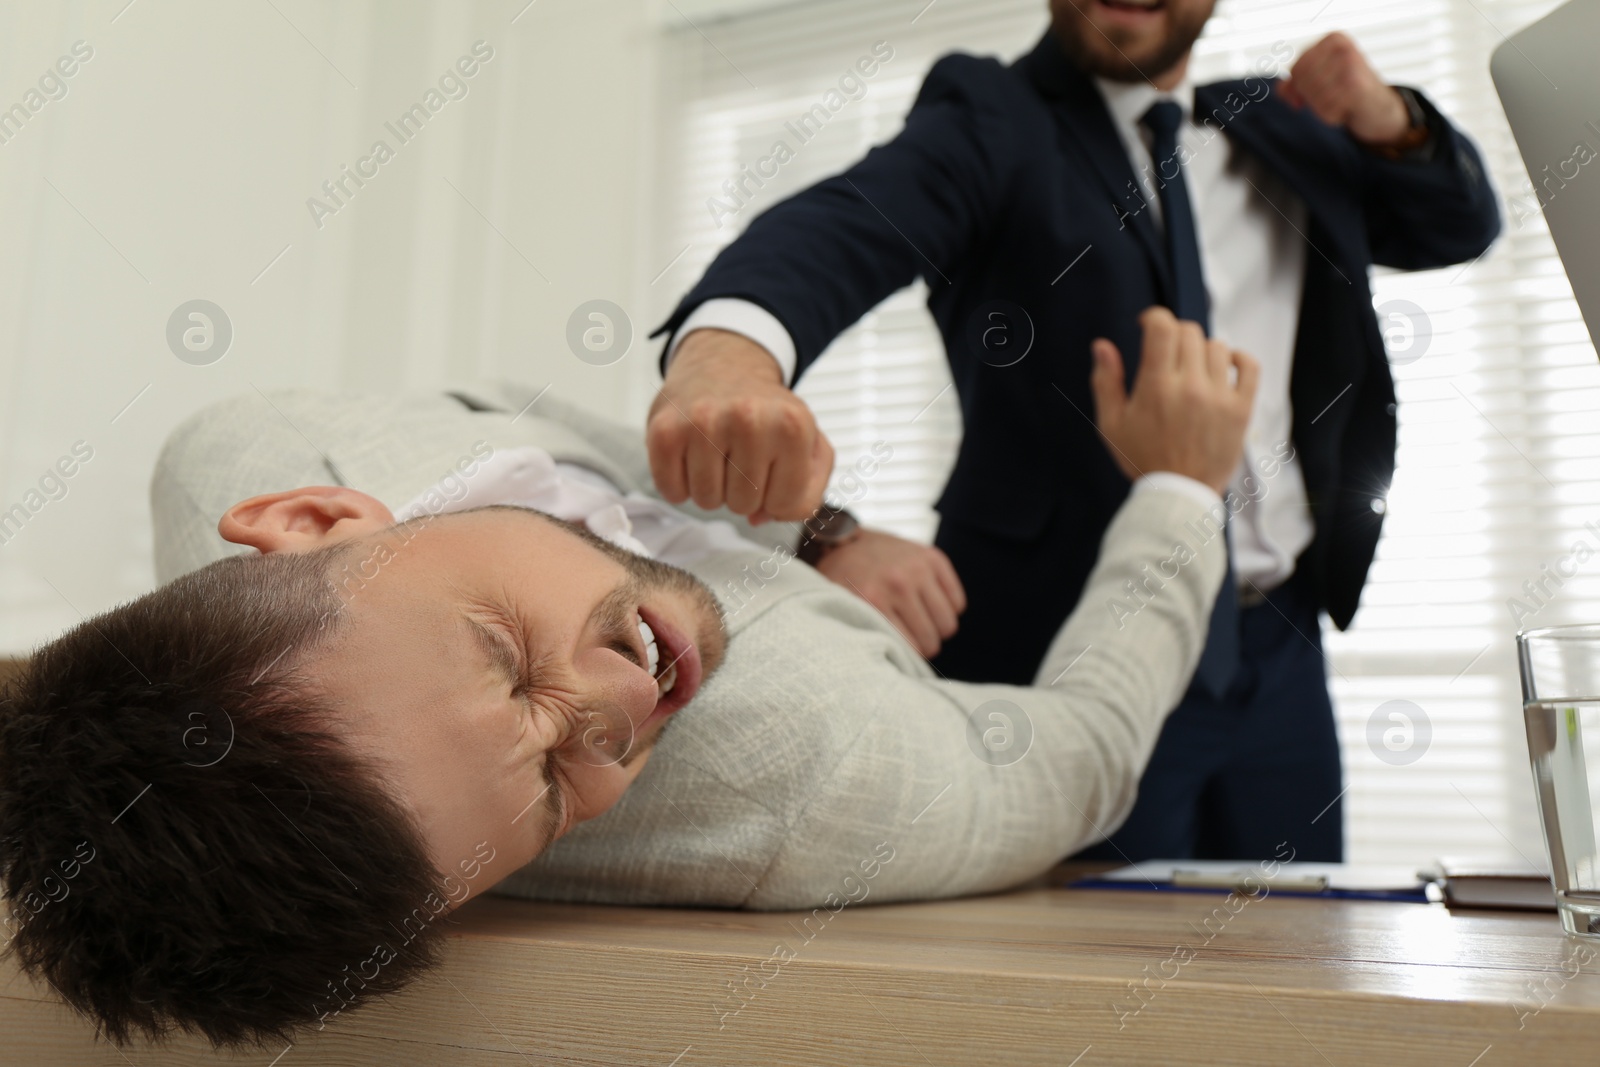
top-left (1370, 86), bottom-right (1435, 161)
top-left (796, 504), bottom-right (861, 566)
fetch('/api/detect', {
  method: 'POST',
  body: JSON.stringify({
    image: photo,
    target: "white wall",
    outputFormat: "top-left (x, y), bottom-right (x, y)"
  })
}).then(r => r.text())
top-left (0, 0), bottom-right (671, 653)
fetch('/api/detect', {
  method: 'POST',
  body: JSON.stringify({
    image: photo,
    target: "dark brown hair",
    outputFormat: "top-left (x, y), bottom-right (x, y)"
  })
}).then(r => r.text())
top-left (0, 545), bottom-right (451, 1049)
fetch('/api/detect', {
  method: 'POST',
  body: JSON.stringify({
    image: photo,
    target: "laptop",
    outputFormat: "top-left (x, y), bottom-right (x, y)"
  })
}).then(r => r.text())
top-left (1492, 0), bottom-right (1600, 355)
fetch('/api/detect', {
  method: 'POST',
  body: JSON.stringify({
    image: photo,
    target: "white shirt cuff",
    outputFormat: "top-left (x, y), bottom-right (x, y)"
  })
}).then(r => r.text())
top-left (663, 298), bottom-right (798, 385)
top-left (1132, 471), bottom-right (1224, 511)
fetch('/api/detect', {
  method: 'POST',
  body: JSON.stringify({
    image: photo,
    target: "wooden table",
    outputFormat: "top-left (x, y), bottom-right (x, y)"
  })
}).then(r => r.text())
top-left (4, 875), bottom-right (1599, 1065)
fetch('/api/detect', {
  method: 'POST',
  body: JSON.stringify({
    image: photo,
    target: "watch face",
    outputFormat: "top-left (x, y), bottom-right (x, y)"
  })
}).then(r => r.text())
top-left (1398, 86), bottom-right (1427, 129)
top-left (805, 506), bottom-right (859, 544)
top-left (832, 510), bottom-right (861, 541)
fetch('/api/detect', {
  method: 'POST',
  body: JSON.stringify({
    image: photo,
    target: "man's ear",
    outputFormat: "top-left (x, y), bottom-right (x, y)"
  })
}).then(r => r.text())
top-left (218, 487), bottom-right (396, 554)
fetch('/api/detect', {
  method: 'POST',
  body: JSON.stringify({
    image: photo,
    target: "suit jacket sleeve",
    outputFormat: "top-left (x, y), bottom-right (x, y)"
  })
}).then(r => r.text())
top-left (741, 485), bottom-right (1226, 909)
top-left (653, 54), bottom-right (1019, 380)
top-left (1357, 86), bottom-right (1501, 270)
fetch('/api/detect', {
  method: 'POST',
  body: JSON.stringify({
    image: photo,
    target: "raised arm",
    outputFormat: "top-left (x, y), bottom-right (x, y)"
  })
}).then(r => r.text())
top-left (745, 311), bottom-right (1258, 908)
top-left (646, 53), bottom-right (1020, 525)
top-left (1277, 32), bottom-right (1500, 269)
top-left (1355, 83), bottom-right (1501, 270)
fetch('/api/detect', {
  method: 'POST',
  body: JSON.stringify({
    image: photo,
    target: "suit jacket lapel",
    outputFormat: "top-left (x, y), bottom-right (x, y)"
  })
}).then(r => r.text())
top-left (1014, 32), bottom-right (1174, 301)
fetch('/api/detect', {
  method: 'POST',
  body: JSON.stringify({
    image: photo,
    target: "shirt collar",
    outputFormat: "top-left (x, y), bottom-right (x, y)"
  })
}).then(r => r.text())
top-left (1093, 75), bottom-right (1197, 132)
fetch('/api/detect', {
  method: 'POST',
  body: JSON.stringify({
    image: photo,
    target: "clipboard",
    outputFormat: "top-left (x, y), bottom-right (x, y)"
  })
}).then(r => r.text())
top-left (1062, 859), bottom-right (1434, 903)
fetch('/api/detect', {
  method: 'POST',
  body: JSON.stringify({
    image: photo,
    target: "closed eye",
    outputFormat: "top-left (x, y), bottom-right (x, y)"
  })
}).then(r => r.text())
top-left (464, 612), bottom-right (528, 695)
top-left (542, 749), bottom-right (569, 840)
top-left (609, 640), bottom-right (644, 670)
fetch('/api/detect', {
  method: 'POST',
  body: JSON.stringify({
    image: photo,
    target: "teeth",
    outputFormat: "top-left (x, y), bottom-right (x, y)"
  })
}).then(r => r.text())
top-left (657, 662), bottom-right (677, 696)
top-left (638, 618), bottom-right (660, 676)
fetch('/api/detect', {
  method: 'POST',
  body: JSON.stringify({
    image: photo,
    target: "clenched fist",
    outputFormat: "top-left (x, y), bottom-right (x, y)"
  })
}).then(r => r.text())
top-left (1090, 307), bottom-right (1258, 494)
top-left (1278, 32), bottom-right (1414, 148)
top-left (647, 328), bottom-right (834, 523)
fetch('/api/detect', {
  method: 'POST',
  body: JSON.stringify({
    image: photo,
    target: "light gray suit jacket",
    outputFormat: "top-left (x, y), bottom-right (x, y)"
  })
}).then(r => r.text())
top-left (152, 383), bottom-right (1226, 910)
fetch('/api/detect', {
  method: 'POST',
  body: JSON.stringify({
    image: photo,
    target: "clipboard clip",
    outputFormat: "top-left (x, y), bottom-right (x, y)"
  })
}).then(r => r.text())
top-left (1171, 868), bottom-right (1328, 893)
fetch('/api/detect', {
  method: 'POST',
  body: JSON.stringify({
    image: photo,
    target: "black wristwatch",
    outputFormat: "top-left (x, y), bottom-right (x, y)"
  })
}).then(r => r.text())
top-left (796, 505), bottom-right (861, 566)
top-left (1371, 85), bottom-right (1436, 162)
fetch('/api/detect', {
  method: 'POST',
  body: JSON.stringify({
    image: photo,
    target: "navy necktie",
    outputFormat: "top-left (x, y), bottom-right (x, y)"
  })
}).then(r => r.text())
top-left (1140, 100), bottom-right (1209, 328)
top-left (1140, 99), bottom-right (1239, 699)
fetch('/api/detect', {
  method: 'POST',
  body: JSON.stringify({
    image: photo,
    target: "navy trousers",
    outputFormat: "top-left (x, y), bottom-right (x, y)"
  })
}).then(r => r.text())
top-left (1073, 568), bottom-right (1344, 863)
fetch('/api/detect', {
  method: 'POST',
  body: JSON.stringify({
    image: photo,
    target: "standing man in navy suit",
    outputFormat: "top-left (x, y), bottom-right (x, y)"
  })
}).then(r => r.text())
top-left (645, 0), bottom-right (1500, 861)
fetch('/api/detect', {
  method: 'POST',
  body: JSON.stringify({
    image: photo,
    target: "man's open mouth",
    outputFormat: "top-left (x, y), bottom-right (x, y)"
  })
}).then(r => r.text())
top-left (1094, 0), bottom-right (1165, 13)
top-left (637, 604), bottom-right (703, 724)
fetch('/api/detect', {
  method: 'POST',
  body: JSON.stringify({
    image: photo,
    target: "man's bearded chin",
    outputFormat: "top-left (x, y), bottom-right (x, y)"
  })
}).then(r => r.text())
top-left (1050, 0), bottom-right (1216, 84)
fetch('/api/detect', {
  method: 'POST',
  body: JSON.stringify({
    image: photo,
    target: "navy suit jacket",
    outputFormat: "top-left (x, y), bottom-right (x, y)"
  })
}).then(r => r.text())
top-left (655, 31), bottom-right (1500, 684)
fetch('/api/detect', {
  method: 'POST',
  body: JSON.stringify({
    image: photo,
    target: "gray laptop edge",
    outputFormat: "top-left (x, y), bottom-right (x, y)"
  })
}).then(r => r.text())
top-left (1492, 0), bottom-right (1600, 355)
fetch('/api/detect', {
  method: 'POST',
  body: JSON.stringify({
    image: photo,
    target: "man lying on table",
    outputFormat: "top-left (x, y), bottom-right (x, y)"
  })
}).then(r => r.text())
top-left (0, 309), bottom-right (1253, 1049)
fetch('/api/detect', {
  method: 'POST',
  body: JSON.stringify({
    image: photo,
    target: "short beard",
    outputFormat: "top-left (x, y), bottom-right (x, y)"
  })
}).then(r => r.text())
top-left (1052, 2), bottom-right (1214, 84)
top-left (505, 506), bottom-right (729, 678)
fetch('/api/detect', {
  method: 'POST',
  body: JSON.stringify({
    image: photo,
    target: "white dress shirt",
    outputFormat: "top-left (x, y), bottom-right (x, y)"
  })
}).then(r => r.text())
top-left (664, 75), bottom-right (1307, 590)
top-left (393, 445), bottom-right (766, 565)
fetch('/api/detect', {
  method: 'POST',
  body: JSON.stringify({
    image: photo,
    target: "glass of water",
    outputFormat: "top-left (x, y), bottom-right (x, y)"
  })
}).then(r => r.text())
top-left (1520, 624), bottom-right (1600, 935)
